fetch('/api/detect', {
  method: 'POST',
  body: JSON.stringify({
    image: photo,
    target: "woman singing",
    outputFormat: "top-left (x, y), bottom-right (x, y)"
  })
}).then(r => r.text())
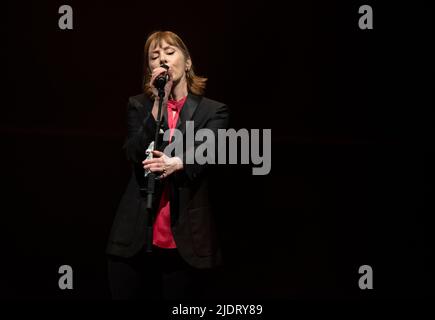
top-left (106, 30), bottom-right (230, 300)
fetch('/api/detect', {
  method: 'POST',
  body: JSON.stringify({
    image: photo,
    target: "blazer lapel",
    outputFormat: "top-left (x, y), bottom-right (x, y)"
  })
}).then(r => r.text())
top-left (176, 93), bottom-right (201, 136)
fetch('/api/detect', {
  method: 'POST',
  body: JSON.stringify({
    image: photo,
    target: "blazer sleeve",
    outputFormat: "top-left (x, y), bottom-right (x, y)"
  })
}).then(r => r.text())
top-left (179, 103), bottom-right (230, 182)
top-left (122, 97), bottom-right (157, 164)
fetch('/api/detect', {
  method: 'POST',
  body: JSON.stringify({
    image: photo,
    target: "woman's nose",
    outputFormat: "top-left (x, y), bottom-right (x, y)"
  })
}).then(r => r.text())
top-left (159, 56), bottom-right (167, 65)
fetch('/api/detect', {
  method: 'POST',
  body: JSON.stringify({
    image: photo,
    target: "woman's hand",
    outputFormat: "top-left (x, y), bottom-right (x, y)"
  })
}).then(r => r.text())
top-left (142, 150), bottom-right (183, 179)
top-left (150, 66), bottom-right (174, 101)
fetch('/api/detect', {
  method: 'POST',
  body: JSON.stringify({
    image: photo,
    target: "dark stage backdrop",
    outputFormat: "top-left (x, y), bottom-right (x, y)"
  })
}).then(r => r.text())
top-left (3, 0), bottom-right (432, 299)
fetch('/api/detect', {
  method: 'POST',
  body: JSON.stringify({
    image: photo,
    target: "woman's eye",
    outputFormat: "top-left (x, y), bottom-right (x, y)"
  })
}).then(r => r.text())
top-left (167, 51), bottom-right (175, 55)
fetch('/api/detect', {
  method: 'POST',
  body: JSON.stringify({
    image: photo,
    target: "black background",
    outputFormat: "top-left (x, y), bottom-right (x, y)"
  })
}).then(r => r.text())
top-left (3, 0), bottom-right (432, 299)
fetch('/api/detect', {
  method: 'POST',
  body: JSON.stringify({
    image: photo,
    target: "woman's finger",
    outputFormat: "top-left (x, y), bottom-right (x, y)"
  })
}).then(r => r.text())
top-left (146, 163), bottom-right (165, 172)
top-left (150, 67), bottom-right (169, 84)
top-left (143, 157), bottom-right (163, 165)
top-left (151, 150), bottom-right (164, 157)
top-left (167, 68), bottom-right (174, 81)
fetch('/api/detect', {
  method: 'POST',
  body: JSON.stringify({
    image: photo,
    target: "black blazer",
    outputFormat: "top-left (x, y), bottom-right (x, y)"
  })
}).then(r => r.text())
top-left (106, 93), bottom-right (230, 269)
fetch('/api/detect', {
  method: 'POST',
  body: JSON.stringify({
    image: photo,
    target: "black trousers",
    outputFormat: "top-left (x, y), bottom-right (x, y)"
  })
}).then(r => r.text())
top-left (107, 245), bottom-right (219, 300)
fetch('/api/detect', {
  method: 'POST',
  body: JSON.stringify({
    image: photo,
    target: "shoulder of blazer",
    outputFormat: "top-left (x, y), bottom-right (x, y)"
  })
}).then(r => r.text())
top-left (199, 96), bottom-right (226, 109)
top-left (128, 93), bottom-right (153, 112)
top-left (195, 96), bottom-right (228, 118)
top-left (126, 93), bottom-right (227, 115)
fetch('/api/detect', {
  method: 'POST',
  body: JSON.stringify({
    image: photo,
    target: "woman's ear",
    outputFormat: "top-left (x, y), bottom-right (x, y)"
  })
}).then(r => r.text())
top-left (186, 58), bottom-right (192, 71)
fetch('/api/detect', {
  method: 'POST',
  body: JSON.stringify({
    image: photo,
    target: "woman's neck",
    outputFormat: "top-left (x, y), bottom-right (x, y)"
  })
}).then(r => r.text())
top-left (170, 76), bottom-right (188, 101)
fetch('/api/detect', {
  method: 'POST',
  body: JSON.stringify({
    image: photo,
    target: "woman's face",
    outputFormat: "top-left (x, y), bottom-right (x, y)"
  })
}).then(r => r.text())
top-left (148, 39), bottom-right (191, 84)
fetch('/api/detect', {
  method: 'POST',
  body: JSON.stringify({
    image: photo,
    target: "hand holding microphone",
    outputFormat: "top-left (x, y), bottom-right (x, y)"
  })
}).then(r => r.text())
top-left (150, 64), bottom-right (173, 99)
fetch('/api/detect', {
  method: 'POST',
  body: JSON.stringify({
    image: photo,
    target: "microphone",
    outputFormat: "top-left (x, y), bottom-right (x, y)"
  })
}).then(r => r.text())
top-left (153, 64), bottom-right (169, 91)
